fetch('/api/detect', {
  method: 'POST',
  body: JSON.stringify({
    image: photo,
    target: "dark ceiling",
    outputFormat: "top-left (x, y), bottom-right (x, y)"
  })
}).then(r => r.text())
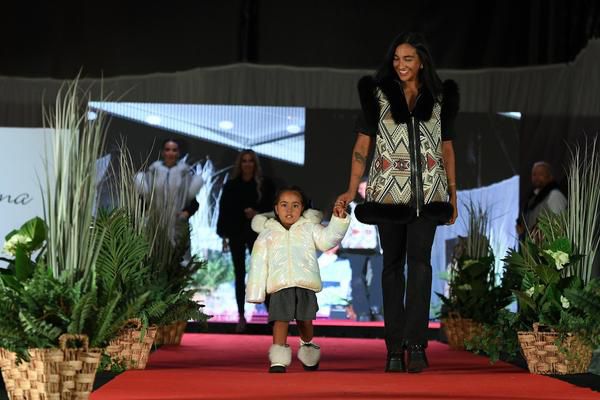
top-left (2, 0), bottom-right (599, 78)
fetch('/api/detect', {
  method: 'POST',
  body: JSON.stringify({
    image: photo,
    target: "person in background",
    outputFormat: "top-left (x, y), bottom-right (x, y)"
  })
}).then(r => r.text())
top-left (338, 178), bottom-right (384, 322)
top-left (246, 186), bottom-right (349, 373)
top-left (336, 32), bottom-right (459, 373)
top-left (517, 161), bottom-right (567, 239)
top-left (217, 149), bottom-right (275, 333)
top-left (135, 138), bottom-right (203, 249)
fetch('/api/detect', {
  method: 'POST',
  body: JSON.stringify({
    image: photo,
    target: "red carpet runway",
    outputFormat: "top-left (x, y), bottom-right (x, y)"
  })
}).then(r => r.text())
top-left (91, 334), bottom-right (600, 400)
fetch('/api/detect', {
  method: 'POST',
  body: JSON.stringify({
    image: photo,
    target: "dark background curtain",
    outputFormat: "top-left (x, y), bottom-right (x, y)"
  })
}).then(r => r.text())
top-left (2, 1), bottom-right (599, 78)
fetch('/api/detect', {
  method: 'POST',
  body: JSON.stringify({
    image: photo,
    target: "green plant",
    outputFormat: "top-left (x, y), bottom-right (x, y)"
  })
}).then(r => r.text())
top-left (437, 202), bottom-right (514, 324)
top-left (560, 278), bottom-right (600, 349)
top-left (0, 266), bottom-right (77, 361)
top-left (42, 77), bottom-right (108, 285)
top-left (505, 216), bottom-right (584, 328)
top-left (192, 251), bottom-right (234, 293)
top-left (1, 217), bottom-right (47, 280)
top-left (465, 309), bottom-right (525, 363)
top-left (561, 137), bottom-right (600, 284)
top-left (438, 254), bottom-right (514, 324)
top-left (109, 142), bottom-right (209, 326)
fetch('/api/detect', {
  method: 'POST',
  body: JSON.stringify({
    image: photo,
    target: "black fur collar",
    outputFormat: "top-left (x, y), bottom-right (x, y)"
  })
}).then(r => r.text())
top-left (377, 76), bottom-right (435, 124)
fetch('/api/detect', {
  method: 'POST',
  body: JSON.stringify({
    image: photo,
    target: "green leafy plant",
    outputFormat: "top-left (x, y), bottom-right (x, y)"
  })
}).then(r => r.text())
top-left (42, 78), bottom-right (108, 286)
top-left (505, 215), bottom-right (584, 329)
top-left (560, 278), bottom-right (600, 349)
top-left (465, 309), bottom-right (525, 363)
top-left (472, 212), bottom-right (599, 363)
top-left (437, 202), bottom-right (514, 324)
top-left (191, 251), bottom-right (234, 293)
top-left (109, 142), bottom-right (209, 326)
top-left (1, 217), bottom-right (47, 281)
top-left (561, 137), bottom-right (600, 284)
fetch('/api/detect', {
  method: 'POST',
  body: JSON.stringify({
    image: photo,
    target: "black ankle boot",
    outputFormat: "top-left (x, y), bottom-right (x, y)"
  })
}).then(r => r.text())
top-left (406, 344), bottom-right (428, 373)
top-left (385, 351), bottom-right (406, 372)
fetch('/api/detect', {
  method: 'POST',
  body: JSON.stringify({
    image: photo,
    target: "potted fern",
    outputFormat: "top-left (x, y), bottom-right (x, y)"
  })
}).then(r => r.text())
top-left (470, 139), bottom-right (600, 372)
top-left (437, 203), bottom-right (515, 350)
top-left (0, 79), bottom-right (110, 399)
top-left (109, 141), bottom-right (208, 347)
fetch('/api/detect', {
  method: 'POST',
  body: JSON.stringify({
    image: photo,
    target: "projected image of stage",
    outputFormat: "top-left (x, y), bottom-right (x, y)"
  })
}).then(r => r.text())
top-left (92, 102), bottom-right (521, 326)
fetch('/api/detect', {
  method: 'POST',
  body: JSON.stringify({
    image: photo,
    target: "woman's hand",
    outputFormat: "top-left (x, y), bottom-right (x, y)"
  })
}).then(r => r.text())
top-left (447, 194), bottom-right (458, 225)
top-left (335, 191), bottom-right (355, 209)
top-left (333, 203), bottom-right (347, 218)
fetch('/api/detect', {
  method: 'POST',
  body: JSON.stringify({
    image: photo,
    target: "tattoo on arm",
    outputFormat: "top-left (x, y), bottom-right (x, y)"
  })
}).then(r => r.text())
top-left (354, 151), bottom-right (366, 164)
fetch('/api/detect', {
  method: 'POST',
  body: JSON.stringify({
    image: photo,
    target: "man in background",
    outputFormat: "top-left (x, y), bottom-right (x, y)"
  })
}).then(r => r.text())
top-left (517, 161), bottom-right (567, 238)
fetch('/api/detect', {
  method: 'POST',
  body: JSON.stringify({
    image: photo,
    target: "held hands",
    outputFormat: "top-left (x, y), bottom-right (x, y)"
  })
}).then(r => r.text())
top-left (334, 190), bottom-right (354, 218)
top-left (335, 191), bottom-right (355, 210)
top-left (333, 203), bottom-right (347, 218)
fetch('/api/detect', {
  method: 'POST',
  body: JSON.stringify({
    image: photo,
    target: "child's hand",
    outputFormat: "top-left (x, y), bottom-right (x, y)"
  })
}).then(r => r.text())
top-left (333, 204), bottom-right (347, 218)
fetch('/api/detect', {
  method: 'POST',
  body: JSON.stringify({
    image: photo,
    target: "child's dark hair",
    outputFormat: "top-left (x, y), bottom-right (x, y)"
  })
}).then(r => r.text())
top-left (274, 185), bottom-right (308, 209)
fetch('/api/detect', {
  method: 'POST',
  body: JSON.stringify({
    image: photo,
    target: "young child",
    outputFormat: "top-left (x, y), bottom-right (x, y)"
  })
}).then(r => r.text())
top-left (246, 186), bottom-right (350, 373)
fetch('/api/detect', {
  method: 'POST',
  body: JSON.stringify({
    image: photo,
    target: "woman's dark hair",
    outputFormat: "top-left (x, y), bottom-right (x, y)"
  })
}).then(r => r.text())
top-left (375, 32), bottom-right (443, 97)
top-left (273, 185), bottom-right (308, 209)
top-left (161, 138), bottom-right (181, 151)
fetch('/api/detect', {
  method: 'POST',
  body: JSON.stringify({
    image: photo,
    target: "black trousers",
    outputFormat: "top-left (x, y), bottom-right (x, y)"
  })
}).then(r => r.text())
top-left (228, 231), bottom-right (257, 316)
top-left (378, 216), bottom-right (437, 352)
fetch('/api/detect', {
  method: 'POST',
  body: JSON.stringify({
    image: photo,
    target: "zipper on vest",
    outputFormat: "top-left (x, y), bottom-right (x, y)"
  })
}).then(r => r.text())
top-left (412, 116), bottom-right (424, 217)
top-left (402, 84), bottom-right (424, 218)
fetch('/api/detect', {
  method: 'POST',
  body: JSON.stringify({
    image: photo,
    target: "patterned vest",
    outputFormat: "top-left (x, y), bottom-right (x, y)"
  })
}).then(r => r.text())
top-left (366, 88), bottom-right (449, 211)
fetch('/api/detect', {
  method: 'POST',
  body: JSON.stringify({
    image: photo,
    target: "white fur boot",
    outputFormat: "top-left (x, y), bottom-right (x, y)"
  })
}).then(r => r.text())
top-left (268, 344), bottom-right (291, 373)
top-left (297, 340), bottom-right (321, 371)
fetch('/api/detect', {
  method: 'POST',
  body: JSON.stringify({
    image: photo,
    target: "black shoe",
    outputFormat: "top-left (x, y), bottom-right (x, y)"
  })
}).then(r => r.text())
top-left (406, 344), bottom-right (428, 373)
top-left (357, 313), bottom-right (371, 322)
top-left (269, 365), bottom-right (286, 373)
top-left (371, 313), bottom-right (384, 322)
top-left (385, 351), bottom-right (406, 372)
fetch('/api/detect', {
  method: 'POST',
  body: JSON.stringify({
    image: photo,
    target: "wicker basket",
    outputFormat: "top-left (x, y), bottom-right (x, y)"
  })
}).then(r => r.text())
top-left (0, 334), bottom-right (101, 400)
top-left (154, 320), bottom-right (187, 346)
top-left (442, 312), bottom-right (484, 350)
top-left (518, 323), bottom-right (593, 375)
top-left (104, 318), bottom-right (157, 370)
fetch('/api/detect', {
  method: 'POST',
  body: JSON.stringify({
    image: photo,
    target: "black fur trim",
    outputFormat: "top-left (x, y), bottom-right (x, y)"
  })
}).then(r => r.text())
top-left (414, 87), bottom-right (434, 122)
top-left (355, 201), bottom-right (453, 225)
top-left (377, 77), bottom-right (435, 124)
top-left (355, 202), bottom-right (416, 225)
top-left (357, 76), bottom-right (380, 129)
top-left (441, 79), bottom-right (460, 122)
top-left (421, 202), bottom-right (454, 225)
top-left (378, 77), bottom-right (410, 124)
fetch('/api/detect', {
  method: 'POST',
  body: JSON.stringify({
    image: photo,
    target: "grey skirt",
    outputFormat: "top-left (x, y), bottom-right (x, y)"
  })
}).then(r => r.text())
top-left (268, 287), bottom-right (319, 323)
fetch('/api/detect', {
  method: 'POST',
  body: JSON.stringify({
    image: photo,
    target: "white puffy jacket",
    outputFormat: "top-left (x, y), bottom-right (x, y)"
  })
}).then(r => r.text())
top-left (245, 210), bottom-right (350, 303)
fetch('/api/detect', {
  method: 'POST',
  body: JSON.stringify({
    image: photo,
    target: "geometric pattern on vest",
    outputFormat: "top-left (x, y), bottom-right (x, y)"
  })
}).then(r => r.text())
top-left (366, 88), bottom-right (448, 205)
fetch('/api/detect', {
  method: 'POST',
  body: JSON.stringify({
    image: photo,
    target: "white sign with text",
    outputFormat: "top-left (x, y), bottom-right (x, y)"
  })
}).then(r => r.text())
top-left (0, 127), bottom-right (54, 266)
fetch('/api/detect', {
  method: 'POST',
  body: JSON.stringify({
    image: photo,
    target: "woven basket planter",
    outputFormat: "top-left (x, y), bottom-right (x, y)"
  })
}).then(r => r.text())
top-left (104, 319), bottom-right (157, 370)
top-left (154, 320), bottom-right (187, 346)
top-left (518, 323), bottom-right (593, 375)
top-left (0, 334), bottom-right (101, 400)
top-left (442, 313), bottom-right (484, 350)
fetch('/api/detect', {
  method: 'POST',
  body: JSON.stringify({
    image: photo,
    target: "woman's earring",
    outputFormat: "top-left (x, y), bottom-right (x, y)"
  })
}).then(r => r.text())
top-left (420, 64), bottom-right (424, 70)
